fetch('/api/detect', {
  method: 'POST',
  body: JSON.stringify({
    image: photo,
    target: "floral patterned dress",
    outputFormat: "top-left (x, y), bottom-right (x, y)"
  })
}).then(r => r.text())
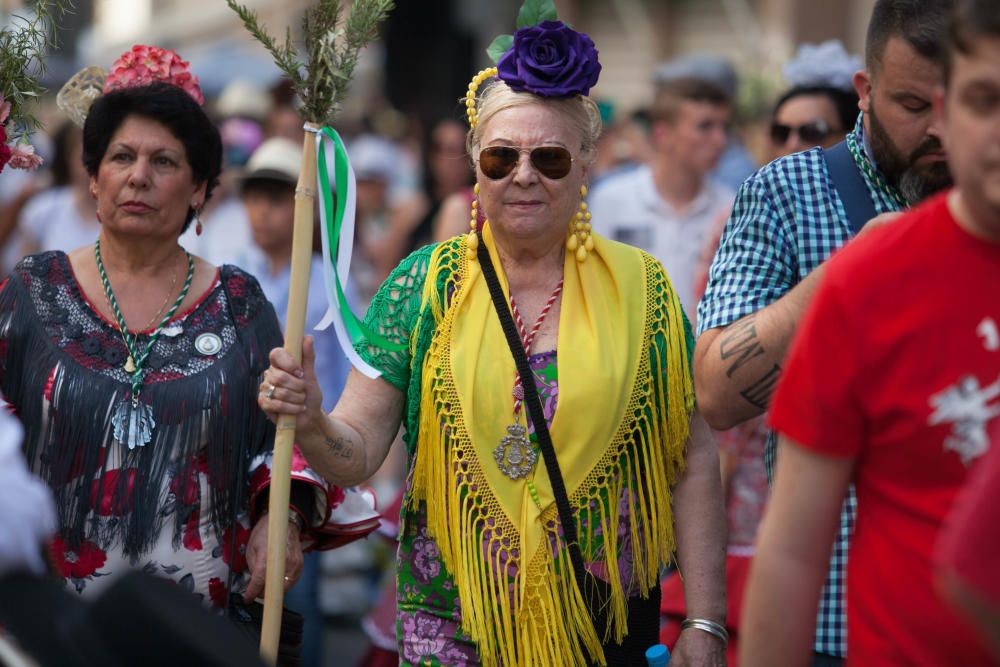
top-left (393, 351), bottom-right (638, 666)
top-left (397, 351), bottom-right (560, 665)
top-left (0, 252), bottom-right (378, 605)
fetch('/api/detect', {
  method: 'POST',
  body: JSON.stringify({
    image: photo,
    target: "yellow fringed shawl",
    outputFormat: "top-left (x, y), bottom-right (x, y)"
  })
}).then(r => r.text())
top-left (408, 226), bottom-right (694, 666)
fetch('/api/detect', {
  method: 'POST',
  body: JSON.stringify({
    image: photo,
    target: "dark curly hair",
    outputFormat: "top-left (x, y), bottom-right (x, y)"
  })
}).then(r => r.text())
top-left (82, 82), bottom-right (222, 232)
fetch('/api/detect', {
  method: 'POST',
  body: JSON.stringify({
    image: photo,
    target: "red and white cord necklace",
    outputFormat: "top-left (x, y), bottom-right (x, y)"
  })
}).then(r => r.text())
top-left (494, 279), bottom-right (564, 494)
top-left (509, 279), bottom-right (563, 416)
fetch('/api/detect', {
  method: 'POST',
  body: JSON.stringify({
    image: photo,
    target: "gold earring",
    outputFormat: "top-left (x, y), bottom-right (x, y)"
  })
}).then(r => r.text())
top-left (566, 184), bottom-right (593, 262)
top-left (466, 183), bottom-right (480, 260)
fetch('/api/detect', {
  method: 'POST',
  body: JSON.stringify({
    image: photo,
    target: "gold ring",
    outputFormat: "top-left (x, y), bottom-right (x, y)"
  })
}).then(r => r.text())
top-left (264, 384), bottom-right (275, 399)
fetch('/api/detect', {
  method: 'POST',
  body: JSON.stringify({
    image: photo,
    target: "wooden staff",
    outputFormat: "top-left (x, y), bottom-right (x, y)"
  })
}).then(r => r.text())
top-left (224, 2), bottom-right (395, 661)
top-left (259, 124), bottom-right (319, 662)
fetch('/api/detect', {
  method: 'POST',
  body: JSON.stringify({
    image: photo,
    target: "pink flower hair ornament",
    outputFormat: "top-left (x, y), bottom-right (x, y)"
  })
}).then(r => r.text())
top-left (56, 44), bottom-right (204, 129)
top-left (103, 45), bottom-right (205, 105)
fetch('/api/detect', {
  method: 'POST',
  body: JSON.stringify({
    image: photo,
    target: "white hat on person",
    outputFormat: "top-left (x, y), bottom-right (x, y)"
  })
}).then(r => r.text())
top-left (243, 137), bottom-right (303, 186)
top-left (349, 134), bottom-right (399, 183)
top-left (217, 79), bottom-right (272, 121)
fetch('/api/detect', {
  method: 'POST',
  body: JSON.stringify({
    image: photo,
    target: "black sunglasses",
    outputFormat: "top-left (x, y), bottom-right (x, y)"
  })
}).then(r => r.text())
top-left (477, 145), bottom-right (574, 180)
top-left (769, 119), bottom-right (834, 145)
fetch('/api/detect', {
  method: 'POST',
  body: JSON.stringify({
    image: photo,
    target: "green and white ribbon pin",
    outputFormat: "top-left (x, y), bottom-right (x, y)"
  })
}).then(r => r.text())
top-left (312, 126), bottom-right (404, 379)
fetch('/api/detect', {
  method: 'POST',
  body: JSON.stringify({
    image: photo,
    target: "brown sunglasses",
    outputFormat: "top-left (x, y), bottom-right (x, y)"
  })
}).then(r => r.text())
top-left (477, 145), bottom-right (574, 180)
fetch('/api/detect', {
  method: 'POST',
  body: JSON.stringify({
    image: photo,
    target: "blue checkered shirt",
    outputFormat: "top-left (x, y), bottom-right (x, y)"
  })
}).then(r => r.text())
top-left (697, 116), bottom-right (902, 657)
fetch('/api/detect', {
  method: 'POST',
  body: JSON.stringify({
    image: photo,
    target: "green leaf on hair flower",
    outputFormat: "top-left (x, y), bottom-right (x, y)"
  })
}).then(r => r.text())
top-left (516, 0), bottom-right (558, 28)
top-left (486, 34), bottom-right (514, 64)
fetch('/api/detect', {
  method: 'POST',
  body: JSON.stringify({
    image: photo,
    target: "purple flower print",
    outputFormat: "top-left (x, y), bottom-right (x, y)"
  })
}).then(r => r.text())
top-left (400, 612), bottom-right (474, 666)
top-left (411, 530), bottom-right (442, 584)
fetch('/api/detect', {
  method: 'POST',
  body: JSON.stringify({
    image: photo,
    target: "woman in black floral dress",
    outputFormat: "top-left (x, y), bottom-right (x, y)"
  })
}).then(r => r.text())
top-left (0, 70), bottom-right (376, 610)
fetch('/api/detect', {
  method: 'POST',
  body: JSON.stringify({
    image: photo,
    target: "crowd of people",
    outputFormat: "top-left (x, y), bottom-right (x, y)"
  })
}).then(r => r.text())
top-left (0, 0), bottom-right (999, 665)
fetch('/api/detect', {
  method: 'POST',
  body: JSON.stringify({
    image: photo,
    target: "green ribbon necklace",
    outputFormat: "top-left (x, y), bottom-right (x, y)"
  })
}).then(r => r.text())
top-left (846, 129), bottom-right (908, 210)
top-left (95, 239), bottom-right (194, 449)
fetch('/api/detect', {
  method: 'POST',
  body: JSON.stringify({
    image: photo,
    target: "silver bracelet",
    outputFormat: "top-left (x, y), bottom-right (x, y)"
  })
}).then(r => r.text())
top-left (680, 618), bottom-right (729, 647)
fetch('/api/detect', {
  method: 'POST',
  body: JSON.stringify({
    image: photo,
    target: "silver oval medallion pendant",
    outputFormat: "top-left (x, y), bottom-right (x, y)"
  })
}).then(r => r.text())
top-left (493, 423), bottom-right (538, 480)
top-left (194, 333), bottom-right (223, 356)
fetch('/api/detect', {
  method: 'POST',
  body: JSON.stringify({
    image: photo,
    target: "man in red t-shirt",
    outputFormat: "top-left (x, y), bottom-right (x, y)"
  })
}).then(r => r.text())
top-left (741, 1), bottom-right (1000, 665)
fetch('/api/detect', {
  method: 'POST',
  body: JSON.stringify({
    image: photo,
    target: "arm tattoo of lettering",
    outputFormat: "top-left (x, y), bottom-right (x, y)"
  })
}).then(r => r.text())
top-left (324, 436), bottom-right (354, 459)
top-left (739, 364), bottom-right (782, 409)
top-left (719, 314), bottom-right (766, 378)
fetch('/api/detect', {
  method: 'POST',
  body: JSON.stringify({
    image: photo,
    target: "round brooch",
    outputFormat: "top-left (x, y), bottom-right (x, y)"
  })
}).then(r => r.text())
top-left (193, 333), bottom-right (223, 356)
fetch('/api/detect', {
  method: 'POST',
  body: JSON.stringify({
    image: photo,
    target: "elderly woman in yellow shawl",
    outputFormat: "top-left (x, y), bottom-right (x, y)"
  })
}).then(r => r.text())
top-left (260, 14), bottom-right (726, 667)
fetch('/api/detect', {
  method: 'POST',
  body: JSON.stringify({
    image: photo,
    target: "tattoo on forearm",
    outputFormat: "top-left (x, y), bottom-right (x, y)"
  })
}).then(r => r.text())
top-left (324, 436), bottom-right (354, 459)
top-left (739, 364), bottom-right (782, 409)
top-left (719, 315), bottom-right (766, 378)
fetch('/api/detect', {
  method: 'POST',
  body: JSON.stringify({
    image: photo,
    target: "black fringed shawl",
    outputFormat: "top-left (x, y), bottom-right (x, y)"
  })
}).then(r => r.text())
top-left (0, 252), bottom-right (282, 560)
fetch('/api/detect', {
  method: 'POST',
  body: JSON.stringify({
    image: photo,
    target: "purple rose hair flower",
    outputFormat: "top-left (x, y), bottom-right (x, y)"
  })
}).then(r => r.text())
top-left (496, 21), bottom-right (601, 98)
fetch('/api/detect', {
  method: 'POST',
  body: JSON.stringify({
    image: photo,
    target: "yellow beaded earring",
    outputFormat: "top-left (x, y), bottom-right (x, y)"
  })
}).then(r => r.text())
top-left (566, 184), bottom-right (593, 262)
top-left (467, 184), bottom-right (481, 260)
top-left (465, 67), bottom-right (497, 262)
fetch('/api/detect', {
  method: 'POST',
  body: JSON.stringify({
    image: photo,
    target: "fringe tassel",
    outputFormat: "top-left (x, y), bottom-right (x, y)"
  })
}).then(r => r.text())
top-left (0, 261), bottom-right (281, 558)
top-left (407, 241), bottom-right (694, 666)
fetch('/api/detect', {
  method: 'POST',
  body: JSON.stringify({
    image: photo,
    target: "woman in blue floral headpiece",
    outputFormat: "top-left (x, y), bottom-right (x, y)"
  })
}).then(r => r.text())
top-left (261, 8), bottom-right (727, 667)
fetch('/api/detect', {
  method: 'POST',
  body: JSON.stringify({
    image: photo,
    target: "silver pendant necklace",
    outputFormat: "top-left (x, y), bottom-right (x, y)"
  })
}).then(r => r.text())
top-left (493, 280), bottom-right (562, 480)
top-left (95, 240), bottom-right (194, 449)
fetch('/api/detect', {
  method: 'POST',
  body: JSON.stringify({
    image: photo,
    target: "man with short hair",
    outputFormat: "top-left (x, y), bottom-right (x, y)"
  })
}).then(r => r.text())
top-left (695, 1), bottom-right (954, 664)
top-left (589, 74), bottom-right (734, 320)
top-left (742, 0), bottom-right (1000, 663)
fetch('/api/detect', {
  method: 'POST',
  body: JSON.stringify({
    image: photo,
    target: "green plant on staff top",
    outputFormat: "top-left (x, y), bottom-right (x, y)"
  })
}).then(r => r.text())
top-left (226, 0), bottom-right (394, 126)
top-left (0, 0), bottom-right (73, 141)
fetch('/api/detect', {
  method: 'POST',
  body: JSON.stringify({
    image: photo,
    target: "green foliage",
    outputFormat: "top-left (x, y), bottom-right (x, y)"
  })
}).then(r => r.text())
top-left (226, 0), bottom-right (393, 126)
top-left (486, 0), bottom-right (561, 63)
top-left (486, 35), bottom-right (514, 64)
top-left (0, 0), bottom-right (74, 141)
top-left (515, 0), bottom-right (558, 29)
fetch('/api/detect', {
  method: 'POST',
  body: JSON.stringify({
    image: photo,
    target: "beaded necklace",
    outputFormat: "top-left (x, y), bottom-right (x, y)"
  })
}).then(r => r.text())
top-left (94, 239), bottom-right (194, 449)
top-left (493, 280), bottom-right (563, 509)
top-left (845, 129), bottom-right (908, 210)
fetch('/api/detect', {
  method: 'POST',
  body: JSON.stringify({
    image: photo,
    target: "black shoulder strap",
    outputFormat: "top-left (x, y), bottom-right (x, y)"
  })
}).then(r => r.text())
top-left (475, 235), bottom-right (591, 595)
top-left (823, 140), bottom-right (878, 235)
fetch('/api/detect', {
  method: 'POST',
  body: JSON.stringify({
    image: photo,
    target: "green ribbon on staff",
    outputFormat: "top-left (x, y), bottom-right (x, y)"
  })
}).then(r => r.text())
top-left (314, 126), bottom-right (405, 379)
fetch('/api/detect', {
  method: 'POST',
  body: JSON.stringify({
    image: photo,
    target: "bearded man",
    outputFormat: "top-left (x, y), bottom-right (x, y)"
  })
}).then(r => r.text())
top-left (694, 1), bottom-right (954, 665)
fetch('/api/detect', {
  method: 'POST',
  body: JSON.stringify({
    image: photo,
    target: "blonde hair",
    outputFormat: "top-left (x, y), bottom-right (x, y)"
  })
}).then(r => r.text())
top-left (466, 79), bottom-right (603, 167)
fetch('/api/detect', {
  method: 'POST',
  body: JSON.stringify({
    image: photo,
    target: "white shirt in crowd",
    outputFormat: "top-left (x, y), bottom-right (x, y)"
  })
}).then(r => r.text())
top-left (589, 165), bottom-right (734, 321)
top-left (19, 186), bottom-right (100, 255)
top-left (0, 397), bottom-right (57, 577)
